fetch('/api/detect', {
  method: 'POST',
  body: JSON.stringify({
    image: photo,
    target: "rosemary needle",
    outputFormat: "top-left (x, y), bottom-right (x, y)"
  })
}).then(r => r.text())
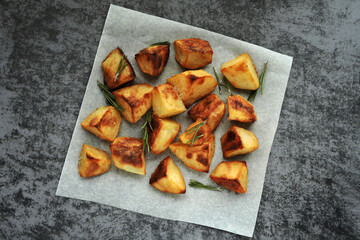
top-left (97, 81), bottom-right (124, 112)
top-left (248, 62), bottom-right (268, 102)
top-left (142, 111), bottom-right (153, 153)
top-left (213, 67), bottom-right (231, 95)
top-left (189, 180), bottom-right (222, 191)
top-left (114, 55), bottom-right (128, 82)
top-left (149, 41), bottom-right (170, 46)
top-left (184, 120), bottom-right (206, 146)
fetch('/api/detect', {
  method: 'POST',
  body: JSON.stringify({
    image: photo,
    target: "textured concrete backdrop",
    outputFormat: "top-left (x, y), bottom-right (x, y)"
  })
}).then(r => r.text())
top-left (1, 0), bottom-right (359, 239)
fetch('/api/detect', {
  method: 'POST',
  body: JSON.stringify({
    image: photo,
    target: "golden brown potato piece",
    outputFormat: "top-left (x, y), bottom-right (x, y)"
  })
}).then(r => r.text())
top-left (152, 83), bottom-right (186, 118)
top-left (169, 134), bottom-right (215, 173)
top-left (102, 47), bottom-right (136, 90)
top-left (228, 95), bottom-right (257, 123)
top-left (78, 144), bottom-right (111, 177)
top-left (188, 94), bottom-right (226, 132)
top-left (174, 38), bottom-right (213, 69)
top-left (81, 106), bottom-right (121, 142)
top-left (167, 69), bottom-right (217, 107)
top-left (179, 118), bottom-right (211, 146)
top-left (112, 83), bottom-right (153, 123)
top-left (210, 161), bottom-right (248, 193)
top-left (135, 44), bottom-right (170, 77)
top-left (109, 137), bottom-right (146, 175)
top-left (149, 156), bottom-right (186, 194)
top-left (148, 115), bottom-right (181, 154)
top-left (221, 126), bottom-right (259, 158)
top-left (221, 53), bottom-right (259, 90)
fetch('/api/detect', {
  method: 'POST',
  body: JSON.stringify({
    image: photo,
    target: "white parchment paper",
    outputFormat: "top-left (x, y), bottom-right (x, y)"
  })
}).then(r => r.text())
top-left (56, 4), bottom-right (293, 237)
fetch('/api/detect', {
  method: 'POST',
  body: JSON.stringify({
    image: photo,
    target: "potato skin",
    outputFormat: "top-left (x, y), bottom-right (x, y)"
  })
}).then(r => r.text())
top-left (81, 106), bottom-right (122, 142)
top-left (188, 94), bottom-right (226, 132)
top-left (148, 115), bottom-right (181, 154)
top-left (135, 45), bottom-right (170, 77)
top-left (149, 156), bottom-right (186, 194)
top-left (112, 83), bottom-right (153, 123)
top-left (210, 161), bottom-right (248, 193)
top-left (78, 144), bottom-right (111, 178)
top-left (167, 70), bottom-right (217, 107)
top-left (109, 137), bottom-right (146, 175)
top-left (174, 38), bottom-right (213, 69)
top-left (102, 47), bottom-right (136, 90)
top-left (228, 95), bottom-right (257, 123)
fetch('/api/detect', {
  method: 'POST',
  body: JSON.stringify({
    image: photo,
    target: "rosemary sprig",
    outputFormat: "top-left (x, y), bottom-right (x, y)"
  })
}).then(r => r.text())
top-left (97, 80), bottom-right (124, 112)
top-left (189, 180), bottom-right (222, 191)
top-left (114, 55), bottom-right (128, 82)
top-left (247, 61), bottom-right (268, 102)
top-left (184, 120), bottom-right (206, 146)
top-left (149, 41), bottom-right (170, 46)
top-left (142, 111), bottom-right (153, 153)
top-left (213, 67), bottom-right (232, 95)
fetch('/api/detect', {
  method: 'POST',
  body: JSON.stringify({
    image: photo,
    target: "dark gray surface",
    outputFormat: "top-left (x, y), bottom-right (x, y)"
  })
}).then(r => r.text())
top-left (1, 0), bottom-right (359, 239)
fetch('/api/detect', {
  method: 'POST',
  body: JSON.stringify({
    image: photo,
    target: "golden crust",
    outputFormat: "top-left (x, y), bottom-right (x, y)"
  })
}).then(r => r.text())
top-left (81, 106), bottom-right (122, 142)
top-left (109, 137), bottom-right (146, 175)
top-left (228, 95), bottom-right (257, 123)
top-left (187, 94), bottom-right (226, 132)
top-left (135, 45), bottom-right (170, 76)
top-left (78, 144), bottom-right (111, 177)
top-left (152, 83), bottom-right (186, 118)
top-left (102, 47), bottom-right (136, 90)
top-left (210, 161), bottom-right (248, 193)
top-left (149, 156), bottom-right (186, 194)
top-left (174, 38), bottom-right (213, 69)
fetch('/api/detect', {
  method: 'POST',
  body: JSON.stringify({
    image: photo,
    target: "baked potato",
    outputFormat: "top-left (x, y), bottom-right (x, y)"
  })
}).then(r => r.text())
top-left (135, 44), bottom-right (170, 77)
top-left (228, 95), bottom-right (257, 123)
top-left (78, 144), bottom-right (111, 177)
top-left (81, 106), bottom-right (121, 142)
top-left (178, 118), bottom-right (211, 146)
top-left (149, 156), bottom-right (186, 194)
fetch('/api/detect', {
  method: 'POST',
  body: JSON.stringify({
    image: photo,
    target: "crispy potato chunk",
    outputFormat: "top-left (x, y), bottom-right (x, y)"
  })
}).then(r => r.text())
top-left (188, 94), bottom-right (225, 132)
top-left (174, 38), bottom-right (213, 69)
top-left (135, 45), bottom-right (170, 77)
top-left (221, 126), bottom-right (259, 158)
top-left (152, 83), bottom-right (186, 118)
top-left (169, 134), bottom-right (215, 173)
top-left (148, 115), bottom-right (181, 154)
top-left (179, 118), bottom-right (211, 146)
top-left (210, 161), bottom-right (248, 193)
top-left (228, 95), bottom-right (257, 123)
top-left (149, 156), bottom-right (186, 194)
top-left (81, 106), bottom-right (121, 142)
top-left (167, 69), bottom-right (217, 107)
top-left (109, 137), bottom-right (146, 175)
top-left (112, 83), bottom-right (153, 123)
top-left (102, 47), bottom-right (136, 90)
top-left (221, 53), bottom-right (259, 90)
top-left (78, 144), bottom-right (111, 177)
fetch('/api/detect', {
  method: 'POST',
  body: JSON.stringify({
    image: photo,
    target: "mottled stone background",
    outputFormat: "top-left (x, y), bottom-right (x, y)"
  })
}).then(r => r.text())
top-left (1, 0), bottom-right (359, 239)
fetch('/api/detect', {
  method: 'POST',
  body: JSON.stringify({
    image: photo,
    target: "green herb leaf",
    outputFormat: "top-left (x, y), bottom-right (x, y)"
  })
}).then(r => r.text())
top-left (184, 120), bottom-right (206, 146)
top-left (189, 180), bottom-right (222, 191)
top-left (142, 111), bottom-right (153, 153)
top-left (149, 41), bottom-right (170, 46)
top-left (247, 61), bottom-right (268, 102)
top-left (213, 67), bottom-right (232, 95)
top-left (114, 55), bottom-right (128, 82)
top-left (97, 81), bottom-right (124, 112)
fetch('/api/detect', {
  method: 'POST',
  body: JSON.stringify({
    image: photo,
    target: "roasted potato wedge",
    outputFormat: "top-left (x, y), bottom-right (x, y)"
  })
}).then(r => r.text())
top-left (221, 53), bottom-right (259, 90)
top-left (135, 44), bottom-right (170, 77)
top-left (112, 83), bottom-right (153, 123)
top-left (110, 137), bottom-right (146, 175)
top-left (102, 47), bottom-right (136, 90)
top-left (149, 156), bottom-right (186, 194)
top-left (179, 118), bottom-right (211, 146)
top-left (210, 161), bottom-right (248, 193)
top-left (152, 83), bottom-right (186, 118)
top-left (188, 94), bottom-right (226, 132)
top-left (148, 115), bottom-right (181, 154)
top-left (78, 144), bottom-right (111, 177)
top-left (81, 106), bottom-right (122, 142)
top-left (169, 134), bottom-right (215, 173)
top-left (228, 95), bottom-right (257, 123)
top-left (167, 69), bottom-right (217, 107)
top-left (221, 126), bottom-right (259, 158)
top-left (174, 38), bottom-right (213, 69)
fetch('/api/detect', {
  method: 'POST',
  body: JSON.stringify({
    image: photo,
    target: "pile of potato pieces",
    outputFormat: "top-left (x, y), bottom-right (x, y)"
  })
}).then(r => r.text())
top-left (79, 37), bottom-right (263, 195)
